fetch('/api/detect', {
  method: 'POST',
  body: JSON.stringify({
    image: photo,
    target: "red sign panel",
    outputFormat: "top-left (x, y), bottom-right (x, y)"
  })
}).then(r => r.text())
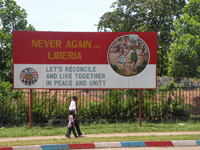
top-left (13, 31), bottom-right (157, 65)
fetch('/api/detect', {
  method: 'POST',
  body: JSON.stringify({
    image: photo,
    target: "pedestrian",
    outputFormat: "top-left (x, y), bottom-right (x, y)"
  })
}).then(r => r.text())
top-left (65, 110), bottom-right (78, 138)
top-left (69, 95), bottom-right (84, 136)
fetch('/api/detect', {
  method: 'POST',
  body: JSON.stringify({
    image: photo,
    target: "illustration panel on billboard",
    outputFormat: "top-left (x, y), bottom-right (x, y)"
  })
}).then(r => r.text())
top-left (108, 34), bottom-right (149, 76)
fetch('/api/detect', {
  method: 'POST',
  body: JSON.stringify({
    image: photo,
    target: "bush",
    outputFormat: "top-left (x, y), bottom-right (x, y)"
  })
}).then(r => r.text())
top-left (0, 80), bottom-right (24, 124)
top-left (0, 80), bottom-right (192, 125)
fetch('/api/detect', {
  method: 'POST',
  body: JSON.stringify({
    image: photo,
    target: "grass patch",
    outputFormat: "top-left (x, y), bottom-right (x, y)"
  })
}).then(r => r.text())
top-left (0, 121), bottom-right (200, 147)
top-left (0, 121), bottom-right (200, 138)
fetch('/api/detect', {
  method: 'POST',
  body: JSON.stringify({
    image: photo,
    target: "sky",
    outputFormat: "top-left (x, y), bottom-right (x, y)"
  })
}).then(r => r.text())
top-left (15, 0), bottom-right (115, 32)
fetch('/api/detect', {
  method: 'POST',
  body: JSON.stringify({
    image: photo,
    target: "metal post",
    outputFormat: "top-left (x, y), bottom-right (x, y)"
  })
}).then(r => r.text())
top-left (29, 89), bottom-right (32, 129)
top-left (139, 89), bottom-right (142, 126)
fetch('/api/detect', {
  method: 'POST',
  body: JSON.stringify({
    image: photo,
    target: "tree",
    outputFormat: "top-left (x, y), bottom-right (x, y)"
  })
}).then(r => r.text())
top-left (168, 0), bottom-right (200, 82)
top-left (0, 0), bottom-right (35, 83)
top-left (97, 0), bottom-right (186, 76)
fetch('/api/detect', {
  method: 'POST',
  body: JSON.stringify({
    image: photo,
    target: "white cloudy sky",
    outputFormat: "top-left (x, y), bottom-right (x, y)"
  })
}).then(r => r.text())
top-left (15, 0), bottom-right (115, 32)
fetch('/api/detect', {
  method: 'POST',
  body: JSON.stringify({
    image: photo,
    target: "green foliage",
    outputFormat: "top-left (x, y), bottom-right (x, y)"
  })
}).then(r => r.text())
top-left (0, 85), bottom-right (192, 125)
top-left (0, 80), bottom-right (24, 124)
top-left (31, 91), bottom-right (48, 123)
top-left (0, 0), bottom-right (35, 83)
top-left (79, 85), bottom-right (190, 122)
top-left (168, 0), bottom-right (200, 82)
top-left (156, 82), bottom-right (190, 119)
top-left (31, 90), bottom-right (70, 123)
top-left (98, 0), bottom-right (186, 76)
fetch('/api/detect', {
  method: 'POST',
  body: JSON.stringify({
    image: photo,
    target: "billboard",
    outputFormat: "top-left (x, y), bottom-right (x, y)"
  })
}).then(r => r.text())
top-left (13, 31), bottom-right (157, 89)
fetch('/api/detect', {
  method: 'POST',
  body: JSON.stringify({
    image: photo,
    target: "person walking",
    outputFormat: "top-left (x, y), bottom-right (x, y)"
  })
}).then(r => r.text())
top-left (65, 110), bottom-right (78, 138)
top-left (69, 95), bottom-right (83, 137)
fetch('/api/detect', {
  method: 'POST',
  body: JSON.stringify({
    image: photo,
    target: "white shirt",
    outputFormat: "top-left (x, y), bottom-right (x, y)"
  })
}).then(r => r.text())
top-left (69, 100), bottom-right (77, 114)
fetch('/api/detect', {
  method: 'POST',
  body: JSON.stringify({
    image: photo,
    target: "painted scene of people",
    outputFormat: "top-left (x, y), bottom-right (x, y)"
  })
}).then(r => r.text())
top-left (108, 34), bottom-right (149, 76)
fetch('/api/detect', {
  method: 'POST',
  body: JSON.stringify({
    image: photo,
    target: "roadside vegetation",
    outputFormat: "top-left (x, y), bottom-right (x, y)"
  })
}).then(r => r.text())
top-left (1, 120), bottom-right (200, 147)
top-left (1, 120), bottom-right (200, 138)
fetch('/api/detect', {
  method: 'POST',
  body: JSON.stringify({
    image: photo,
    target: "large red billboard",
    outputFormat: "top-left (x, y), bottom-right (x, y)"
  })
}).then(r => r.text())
top-left (13, 31), bottom-right (157, 89)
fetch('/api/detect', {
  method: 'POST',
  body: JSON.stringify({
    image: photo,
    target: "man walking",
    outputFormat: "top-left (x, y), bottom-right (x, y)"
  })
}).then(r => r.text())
top-left (69, 95), bottom-right (83, 136)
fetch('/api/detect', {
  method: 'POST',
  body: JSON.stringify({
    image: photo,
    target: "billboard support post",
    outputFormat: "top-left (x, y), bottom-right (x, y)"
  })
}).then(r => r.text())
top-left (29, 89), bottom-right (32, 129)
top-left (139, 89), bottom-right (142, 126)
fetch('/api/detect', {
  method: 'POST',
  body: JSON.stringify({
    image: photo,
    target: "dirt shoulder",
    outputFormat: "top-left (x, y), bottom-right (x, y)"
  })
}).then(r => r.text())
top-left (1, 131), bottom-right (200, 142)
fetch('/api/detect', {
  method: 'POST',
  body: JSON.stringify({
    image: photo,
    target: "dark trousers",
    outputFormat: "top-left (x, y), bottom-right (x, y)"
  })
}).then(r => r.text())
top-left (73, 115), bottom-right (82, 136)
top-left (66, 126), bottom-right (77, 138)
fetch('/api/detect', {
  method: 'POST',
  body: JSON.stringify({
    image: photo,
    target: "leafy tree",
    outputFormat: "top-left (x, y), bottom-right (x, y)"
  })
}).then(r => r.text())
top-left (0, 0), bottom-right (35, 83)
top-left (97, 0), bottom-right (186, 76)
top-left (168, 0), bottom-right (200, 82)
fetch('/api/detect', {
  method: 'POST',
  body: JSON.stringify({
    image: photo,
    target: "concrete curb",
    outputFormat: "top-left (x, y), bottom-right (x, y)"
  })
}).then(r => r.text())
top-left (1, 140), bottom-right (200, 150)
